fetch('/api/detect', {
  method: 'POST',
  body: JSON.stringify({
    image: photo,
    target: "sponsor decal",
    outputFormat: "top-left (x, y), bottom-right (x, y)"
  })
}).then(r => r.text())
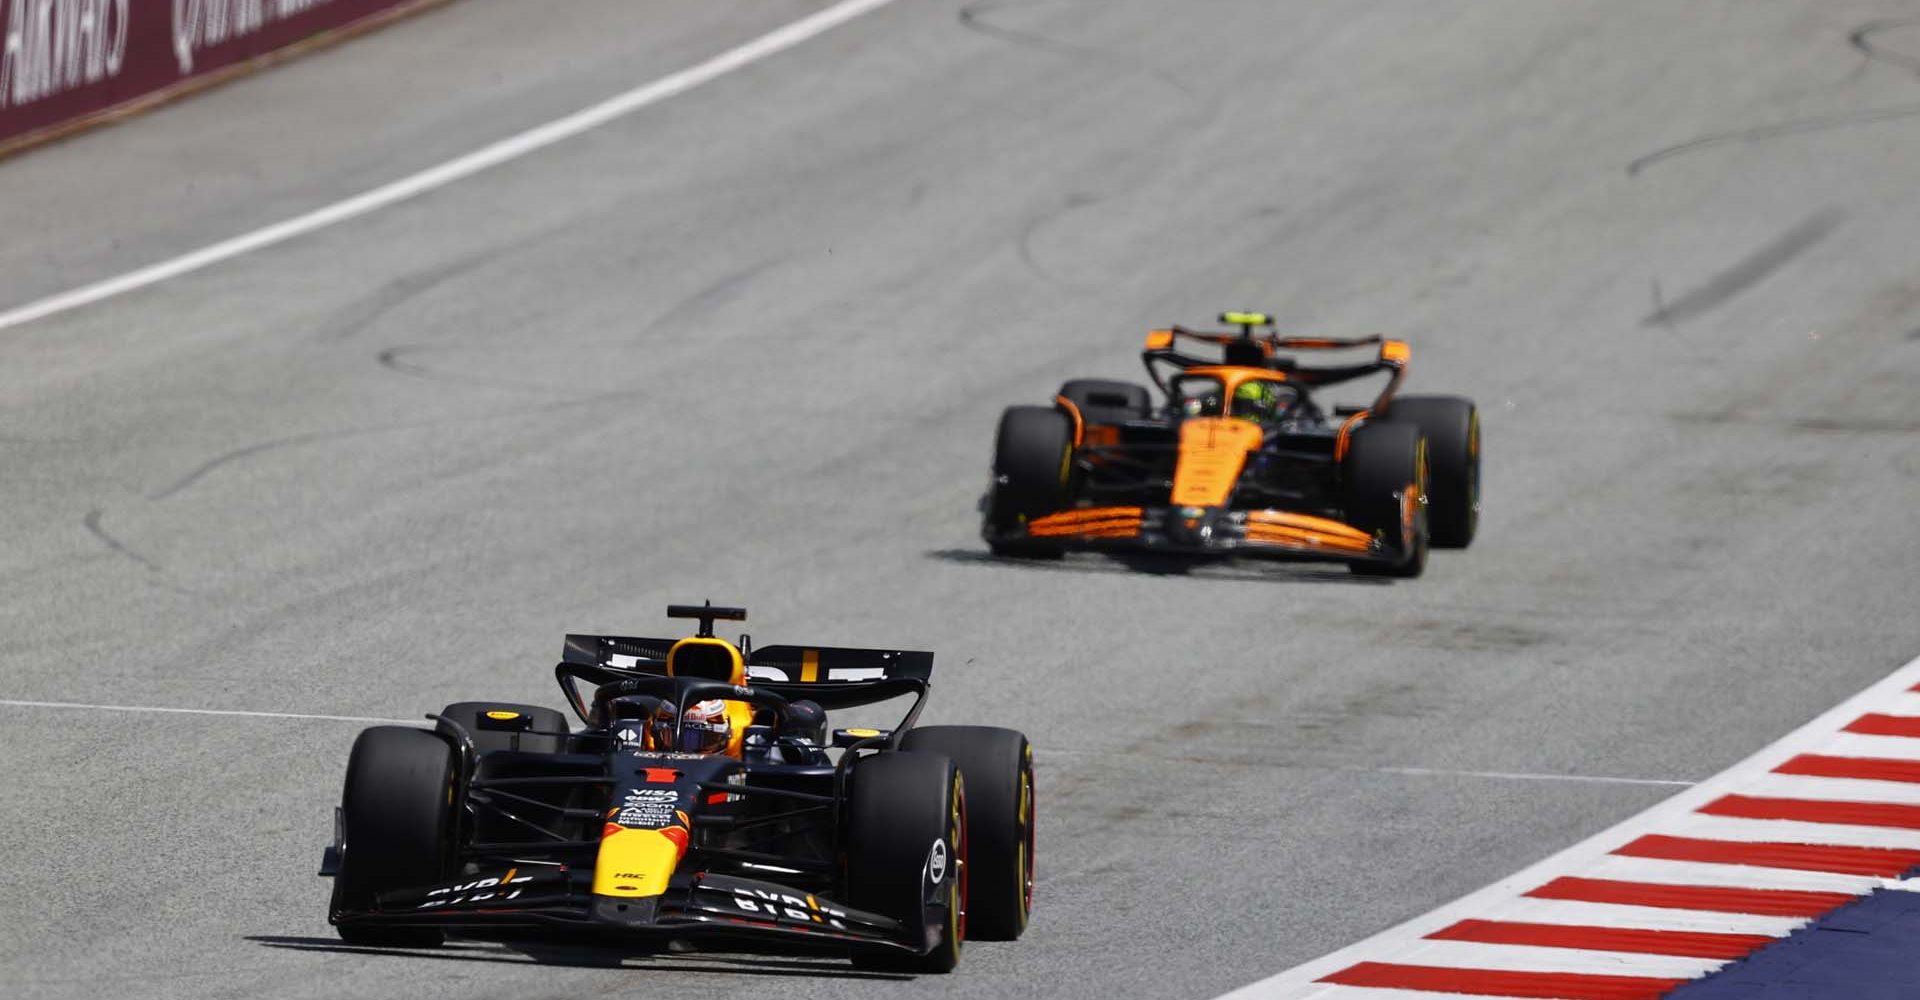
top-left (415, 869), bottom-right (533, 909)
top-left (484, 710), bottom-right (520, 721)
top-left (631, 751), bottom-right (707, 760)
top-left (729, 887), bottom-right (849, 929)
top-left (615, 727), bottom-right (641, 745)
top-left (745, 664), bottom-right (887, 682)
top-left (170, 0), bottom-right (340, 74)
top-left (925, 838), bottom-right (948, 885)
top-left (615, 787), bottom-right (679, 828)
top-left (2, 0), bottom-right (440, 148)
top-left (1, 0), bottom-right (130, 109)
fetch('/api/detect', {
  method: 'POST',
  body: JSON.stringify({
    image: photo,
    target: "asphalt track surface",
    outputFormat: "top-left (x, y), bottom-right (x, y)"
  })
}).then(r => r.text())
top-left (2, 2), bottom-right (1918, 998)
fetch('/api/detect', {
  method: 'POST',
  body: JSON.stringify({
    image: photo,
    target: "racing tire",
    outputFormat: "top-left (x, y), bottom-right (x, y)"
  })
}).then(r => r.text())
top-left (332, 726), bottom-right (456, 947)
top-left (1057, 378), bottom-right (1152, 425)
top-left (846, 752), bottom-right (967, 973)
top-left (986, 406), bottom-right (1074, 559)
top-left (438, 701), bottom-right (571, 755)
top-left (900, 727), bottom-right (1034, 940)
top-left (1342, 422), bottom-right (1429, 579)
top-left (1381, 396), bottom-right (1478, 548)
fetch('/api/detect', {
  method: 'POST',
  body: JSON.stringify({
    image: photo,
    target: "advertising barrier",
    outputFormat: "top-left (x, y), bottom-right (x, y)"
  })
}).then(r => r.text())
top-left (1, 0), bottom-right (449, 154)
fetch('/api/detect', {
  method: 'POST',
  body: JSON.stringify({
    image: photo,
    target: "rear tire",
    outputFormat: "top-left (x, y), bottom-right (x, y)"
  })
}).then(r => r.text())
top-left (332, 726), bottom-right (456, 947)
top-left (1057, 378), bottom-right (1151, 425)
top-left (438, 701), bottom-right (571, 755)
top-left (1343, 422), bottom-right (1429, 578)
top-left (900, 727), bottom-right (1034, 940)
top-left (1382, 396), bottom-right (1478, 548)
top-left (847, 752), bottom-right (966, 973)
top-left (986, 406), bottom-right (1074, 559)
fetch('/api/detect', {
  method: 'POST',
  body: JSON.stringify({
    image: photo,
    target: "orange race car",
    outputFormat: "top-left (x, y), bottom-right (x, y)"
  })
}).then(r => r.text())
top-left (981, 313), bottom-right (1479, 577)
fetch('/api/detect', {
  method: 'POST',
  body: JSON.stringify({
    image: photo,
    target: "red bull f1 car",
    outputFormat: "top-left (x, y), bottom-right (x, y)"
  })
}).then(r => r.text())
top-left (983, 313), bottom-right (1480, 577)
top-left (320, 604), bottom-right (1035, 972)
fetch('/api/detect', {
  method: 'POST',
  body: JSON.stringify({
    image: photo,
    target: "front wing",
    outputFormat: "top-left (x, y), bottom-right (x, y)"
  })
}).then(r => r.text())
top-left (335, 867), bottom-right (921, 955)
top-left (991, 505), bottom-right (1403, 564)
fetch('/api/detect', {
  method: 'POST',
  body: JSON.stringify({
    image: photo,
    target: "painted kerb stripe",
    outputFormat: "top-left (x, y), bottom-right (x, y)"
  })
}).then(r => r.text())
top-left (1215, 652), bottom-right (1920, 999)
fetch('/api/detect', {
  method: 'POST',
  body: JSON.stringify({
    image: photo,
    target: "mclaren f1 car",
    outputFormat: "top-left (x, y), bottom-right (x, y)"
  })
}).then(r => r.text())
top-left (319, 603), bottom-right (1034, 972)
top-left (982, 312), bottom-right (1479, 577)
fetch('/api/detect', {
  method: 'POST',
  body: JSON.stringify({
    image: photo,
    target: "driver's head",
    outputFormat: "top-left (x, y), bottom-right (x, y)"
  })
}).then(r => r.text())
top-left (651, 699), bottom-right (733, 755)
top-left (1233, 380), bottom-right (1284, 423)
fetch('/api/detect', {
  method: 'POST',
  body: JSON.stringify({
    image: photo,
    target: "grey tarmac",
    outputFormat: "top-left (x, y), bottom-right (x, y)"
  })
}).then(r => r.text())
top-left (2, 1), bottom-right (1918, 998)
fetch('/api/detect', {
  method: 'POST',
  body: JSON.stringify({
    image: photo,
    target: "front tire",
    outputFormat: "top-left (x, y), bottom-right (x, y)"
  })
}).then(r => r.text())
top-left (900, 727), bottom-right (1034, 940)
top-left (1343, 422), bottom-right (1429, 578)
top-left (331, 726), bottom-right (457, 947)
top-left (986, 406), bottom-right (1074, 559)
top-left (847, 752), bottom-right (967, 972)
top-left (1382, 396), bottom-right (1478, 548)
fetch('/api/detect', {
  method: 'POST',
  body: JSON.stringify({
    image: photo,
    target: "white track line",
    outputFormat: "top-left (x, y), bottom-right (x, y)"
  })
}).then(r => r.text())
top-left (0, 697), bottom-right (417, 725)
top-left (1216, 652), bottom-right (1920, 999)
top-left (0, 0), bottom-right (901, 333)
top-left (1372, 766), bottom-right (1693, 788)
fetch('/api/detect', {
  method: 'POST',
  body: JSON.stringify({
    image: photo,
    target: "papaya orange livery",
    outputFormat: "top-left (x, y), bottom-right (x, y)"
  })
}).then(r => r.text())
top-left (983, 312), bottom-right (1480, 578)
top-left (1171, 418), bottom-right (1262, 507)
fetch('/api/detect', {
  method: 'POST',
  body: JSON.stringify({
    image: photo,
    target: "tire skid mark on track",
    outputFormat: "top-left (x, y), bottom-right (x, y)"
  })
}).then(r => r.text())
top-left (1017, 192), bottom-right (1104, 293)
top-left (1215, 652), bottom-right (1920, 1000)
top-left (80, 507), bottom-right (194, 594)
top-left (374, 346), bottom-right (574, 396)
top-left (958, 0), bottom-right (1227, 294)
top-left (1639, 208), bottom-right (1843, 328)
top-left (147, 390), bottom-right (645, 505)
top-left (85, 391), bottom-right (655, 589)
top-left (149, 429), bottom-right (353, 502)
top-left (1628, 20), bottom-right (1920, 176)
top-left (956, 0), bottom-right (1209, 102)
top-left (636, 257), bottom-right (785, 339)
top-left (372, 258), bottom-right (782, 394)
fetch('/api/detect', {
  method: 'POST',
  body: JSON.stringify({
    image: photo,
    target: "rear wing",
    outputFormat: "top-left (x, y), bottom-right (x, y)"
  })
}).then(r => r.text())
top-left (1141, 314), bottom-right (1410, 410)
top-left (561, 634), bottom-right (934, 710)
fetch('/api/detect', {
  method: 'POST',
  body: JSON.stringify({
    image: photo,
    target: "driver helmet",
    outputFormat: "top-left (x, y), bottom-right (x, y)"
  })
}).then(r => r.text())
top-left (1232, 380), bottom-right (1285, 424)
top-left (652, 699), bottom-right (733, 755)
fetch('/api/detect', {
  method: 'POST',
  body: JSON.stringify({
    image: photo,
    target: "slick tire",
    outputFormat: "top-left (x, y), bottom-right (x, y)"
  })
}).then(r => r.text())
top-left (847, 752), bottom-right (966, 973)
top-left (1381, 395), bottom-right (1478, 548)
top-left (900, 727), bottom-right (1034, 940)
top-left (1343, 422), bottom-right (1429, 579)
top-left (986, 406), bottom-right (1073, 559)
top-left (1057, 378), bottom-right (1152, 426)
top-left (332, 726), bottom-right (456, 947)
top-left (438, 701), bottom-right (571, 755)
